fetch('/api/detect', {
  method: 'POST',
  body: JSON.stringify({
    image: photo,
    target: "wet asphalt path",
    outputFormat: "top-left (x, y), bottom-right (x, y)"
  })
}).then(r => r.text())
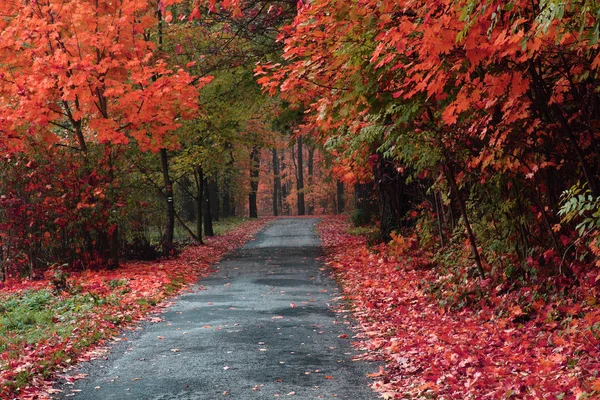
top-left (55, 218), bottom-right (377, 399)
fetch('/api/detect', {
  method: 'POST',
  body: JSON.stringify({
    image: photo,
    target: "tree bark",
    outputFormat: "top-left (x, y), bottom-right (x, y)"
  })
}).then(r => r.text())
top-left (443, 160), bottom-right (485, 277)
top-left (336, 180), bottom-right (345, 214)
top-left (221, 143), bottom-right (235, 218)
top-left (180, 175), bottom-right (196, 221)
top-left (249, 145), bottom-right (261, 218)
top-left (203, 176), bottom-right (214, 236)
top-left (272, 149), bottom-right (280, 216)
top-left (280, 149), bottom-right (288, 215)
top-left (307, 147), bottom-right (314, 215)
top-left (194, 166), bottom-right (204, 244)
top-left (296, 136), bottom-right (305, 215)
top-left (208, 178), bottom-right (220, 222)
top-left (160, 148), bottom-right (175, 255)
top-left (373, 155), bottom-right (408, 242)
top-left (354, 182), bottom-right (378, 224)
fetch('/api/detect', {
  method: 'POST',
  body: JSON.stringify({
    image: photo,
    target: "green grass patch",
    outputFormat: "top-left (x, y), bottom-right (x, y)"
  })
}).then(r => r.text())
top-left (0, 289), bottom-right (109, 391)
top-left (213, 217), bottom-right (253, 236)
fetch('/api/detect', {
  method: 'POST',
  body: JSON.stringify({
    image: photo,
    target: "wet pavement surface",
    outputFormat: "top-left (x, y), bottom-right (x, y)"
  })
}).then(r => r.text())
top-left (54, 218), bottom-right (377, 399)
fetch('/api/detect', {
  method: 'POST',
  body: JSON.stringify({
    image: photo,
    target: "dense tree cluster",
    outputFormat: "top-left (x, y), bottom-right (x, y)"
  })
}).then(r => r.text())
top-left (256, 0), bottom-right (600, 283)
top-left (0, 0), bottom-right (342, 280)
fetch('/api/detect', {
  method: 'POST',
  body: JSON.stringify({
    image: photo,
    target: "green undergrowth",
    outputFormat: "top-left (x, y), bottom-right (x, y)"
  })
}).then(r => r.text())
top-left (0, 288), bottom-right (121, 393)
top-left (347, 225), bottom-right (379, 245)
top-left (213, 217), bottom-right (253, 236)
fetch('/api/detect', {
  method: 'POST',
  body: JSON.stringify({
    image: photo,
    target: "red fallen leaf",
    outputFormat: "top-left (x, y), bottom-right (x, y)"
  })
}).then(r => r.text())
top-left (290, 303), bottom-right (297, 308)
top-left (324, 375), bottom-right (333, 379)
top-left (337, 334), bottom-right (348, 339)
top-left (367, 366), bottom-right (385, 378)
top-left (317, 216), bottom-right (600, 399)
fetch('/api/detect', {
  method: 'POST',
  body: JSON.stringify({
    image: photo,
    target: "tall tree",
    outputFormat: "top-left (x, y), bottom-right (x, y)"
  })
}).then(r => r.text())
top-left (272, 149), bottom-right (281, 216)
top-left (249, 145), bottom-right (261, 218)
top-left (296, 136), bottom-right (306, 215)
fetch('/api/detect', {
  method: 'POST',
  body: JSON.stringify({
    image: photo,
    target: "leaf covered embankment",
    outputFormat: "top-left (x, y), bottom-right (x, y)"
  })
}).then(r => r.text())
top-left (0, 217), bottom-right (271, 399)
top-left (319, 216), bottom-right (600, 399)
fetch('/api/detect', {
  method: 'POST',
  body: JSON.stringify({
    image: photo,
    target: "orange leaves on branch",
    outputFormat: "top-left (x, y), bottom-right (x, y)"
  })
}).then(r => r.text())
top-left (0, 0), bottom-right (208, 154)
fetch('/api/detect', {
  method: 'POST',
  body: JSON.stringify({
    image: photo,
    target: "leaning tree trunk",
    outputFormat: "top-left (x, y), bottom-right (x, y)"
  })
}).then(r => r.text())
top-left (249, 145), bottom-right (261, 218)
top-left (296, 136), bottom-right (305, 215)
top-left (373, 155), bottom-right (409, 242)
top-left (160, 148), bottom-right (175, 255)
top-left (443, 160), bottom-right (485, 277)
top-left (272, 149), bottom-right (280, 216)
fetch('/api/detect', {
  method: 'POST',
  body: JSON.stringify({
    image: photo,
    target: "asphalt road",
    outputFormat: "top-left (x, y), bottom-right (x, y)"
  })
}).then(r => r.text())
top-left (55, 218), bottom-right (377, 399)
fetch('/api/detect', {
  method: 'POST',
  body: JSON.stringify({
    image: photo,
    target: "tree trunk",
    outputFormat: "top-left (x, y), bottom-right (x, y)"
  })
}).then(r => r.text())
top-left (222, 144), bottom-right (235, 218)
top-left (307, 147), bottom-right (314, 215)
top-left (222, 187), bottom-right (232, 218)
top-left (354, 182), bottom-right (378, 225)
top-left (272, 148), bottom-right (280, 216)
top-left (280, 149), bottom-right (287, 215)
top-left (180, 175), bottom-right (196, 221)
top-left (296, 136), bottom-right (305, 215)
top-left (443, 160), bottom-right (485, 277)
top-left (336, 180), bottom-right (345, 214)
top-left (373, 155), bottom-right (408, 242)
top-left (194, 166), bottom-right (204, 244)
top-left (106, 148), bottom-right (119, 268)
top-left (209, 178), bottom-right (220, 222)
top-left (160, 148), bottom-right (175, 255)
top-left (249, 145), bottom-right (261, 218)
top-left (203, 176), bottom-right (214, 236)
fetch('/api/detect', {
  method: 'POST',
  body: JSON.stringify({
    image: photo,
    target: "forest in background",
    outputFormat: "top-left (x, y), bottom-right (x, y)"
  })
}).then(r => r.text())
top-left (0, 0), bottom-right (348, 282)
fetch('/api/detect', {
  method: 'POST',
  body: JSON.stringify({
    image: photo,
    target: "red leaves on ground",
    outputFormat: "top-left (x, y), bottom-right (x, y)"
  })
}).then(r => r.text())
top-left (0, 218), bottom-right (271, 399)
top-left (318, 216), bottom-right (600, 399)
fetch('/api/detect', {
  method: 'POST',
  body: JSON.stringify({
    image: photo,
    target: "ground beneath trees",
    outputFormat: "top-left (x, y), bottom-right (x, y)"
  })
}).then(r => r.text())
top-left (51, 218), bottom-right (377, 399)
top-left (1, 218), bottom-right (270, 399)
top-left (319, 216), bottom-right (600, 399)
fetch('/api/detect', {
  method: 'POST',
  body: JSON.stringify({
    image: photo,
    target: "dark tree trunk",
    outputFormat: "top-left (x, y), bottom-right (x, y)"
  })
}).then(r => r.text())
top-left (249, 145), bottom-right (261, 218)
top-left (336, 180), bottom-right (345, 214)
top-left (194, 166), bottom-right (204, 244)
top-left (203, 177), bottom-right (214, 237)
top-left (222, 190), bottom-right (232, 218)
top-left (307, 147), bottom-right (314, 215)
top-left (272, 149), bottom-right (280, 216)
top-left (443, 160), bottom-right (485, 277)
top-left (354, 182), bottom-right (378, 225)
top-left (280, 150), bottom-right (288, 215)
top-left (296, 137), bottom-right (305, 215)
top-left (373, 156), bottom-right (409, 242)
top-left (221, 144), bottom-right (235, 218)
top-left (106, 149), bottom-right (119, 268)
top-left (160, 148), bottom-right (175, 255)
top-left (180, 175), bottom-right (196, 221)
top-left (208, 178), bottom-right (220, 222)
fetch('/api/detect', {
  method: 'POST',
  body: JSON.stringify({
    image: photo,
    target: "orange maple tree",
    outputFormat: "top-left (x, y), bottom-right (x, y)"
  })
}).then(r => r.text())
top-left (0, 0), bottom-right (212, 271)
